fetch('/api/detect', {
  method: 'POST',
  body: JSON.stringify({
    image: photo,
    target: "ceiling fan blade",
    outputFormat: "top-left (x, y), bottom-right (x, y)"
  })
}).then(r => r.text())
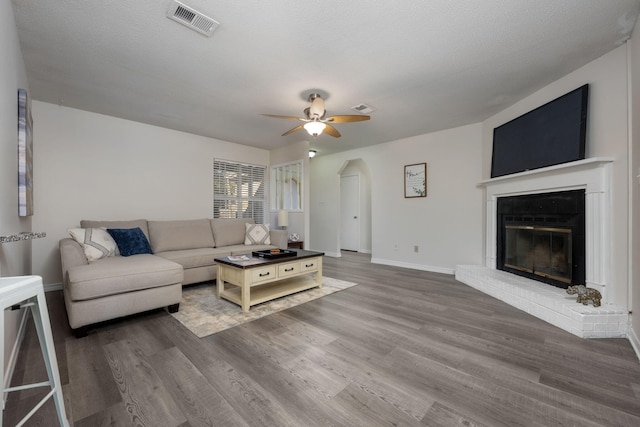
top-left (282, 124), bottom-right (305, 136)
top-left (261, 114), bottom-right (305, 121)
top-left (323, 124), bottom-right (341, 138)
top-left (325, 115), bottom-right (370, 123)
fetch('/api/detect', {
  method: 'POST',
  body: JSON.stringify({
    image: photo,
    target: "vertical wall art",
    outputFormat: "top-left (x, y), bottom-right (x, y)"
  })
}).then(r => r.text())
top-left (18, 88), bottom-right (33, 216)
top-left (404, 163), bottom-right (427, 198)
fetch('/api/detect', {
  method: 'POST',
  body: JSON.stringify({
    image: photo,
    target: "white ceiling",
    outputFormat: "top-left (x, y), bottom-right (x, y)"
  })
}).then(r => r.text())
top-left (11, 0), bottom-right (640, 157)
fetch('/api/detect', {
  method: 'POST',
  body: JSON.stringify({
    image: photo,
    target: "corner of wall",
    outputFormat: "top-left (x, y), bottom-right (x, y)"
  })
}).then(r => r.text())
top-left (2, 0), bottom-right (34, 387)
top-left (627, 13), bottom-right (640, 361)
top-left (628, 322), bottom-right (640, 362)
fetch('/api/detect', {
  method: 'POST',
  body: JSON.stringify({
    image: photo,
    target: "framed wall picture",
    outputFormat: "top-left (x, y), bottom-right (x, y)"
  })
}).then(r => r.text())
top-left (18, 88), bottom-right (34, 216)
top-left (404, 163), bottom-right (426, 198)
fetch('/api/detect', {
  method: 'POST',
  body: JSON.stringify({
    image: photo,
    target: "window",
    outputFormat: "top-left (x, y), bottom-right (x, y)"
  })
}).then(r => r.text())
top-left (271, 161), bottom-right (302, 211)
top-left (213, 159), bottom-right (266, 223)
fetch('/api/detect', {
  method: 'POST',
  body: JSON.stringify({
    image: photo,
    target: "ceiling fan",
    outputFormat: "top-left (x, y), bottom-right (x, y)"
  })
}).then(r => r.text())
top-left (262, 93), bottom-right (370, 138)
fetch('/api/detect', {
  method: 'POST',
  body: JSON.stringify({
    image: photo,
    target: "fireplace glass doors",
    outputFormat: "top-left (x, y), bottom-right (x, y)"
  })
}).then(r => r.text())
top-left (504, 225), bottom-right (572, 284)
top-left (496, 189), bottom-right (585, 289)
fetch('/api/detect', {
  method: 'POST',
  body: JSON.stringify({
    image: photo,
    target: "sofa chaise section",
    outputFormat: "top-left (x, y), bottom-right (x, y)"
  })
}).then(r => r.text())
top-left (60, 238), bottom-right (183, 335)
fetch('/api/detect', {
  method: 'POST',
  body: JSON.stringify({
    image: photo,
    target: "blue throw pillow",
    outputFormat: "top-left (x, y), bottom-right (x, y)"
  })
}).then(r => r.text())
top-left (106, 227), bottom-right (153, 257)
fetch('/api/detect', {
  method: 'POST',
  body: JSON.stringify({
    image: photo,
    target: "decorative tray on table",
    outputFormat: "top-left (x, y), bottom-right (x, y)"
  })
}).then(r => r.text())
top-left (251, 249), bottom-right (298, 259)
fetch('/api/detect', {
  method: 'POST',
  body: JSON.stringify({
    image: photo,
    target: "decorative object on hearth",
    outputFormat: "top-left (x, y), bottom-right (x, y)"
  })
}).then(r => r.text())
top-left (404, 163), bottom-right (427, 198)
top-left (566, 285), bottom-right (602, 307)
top-left (262, 92), bottom-right (370, 138)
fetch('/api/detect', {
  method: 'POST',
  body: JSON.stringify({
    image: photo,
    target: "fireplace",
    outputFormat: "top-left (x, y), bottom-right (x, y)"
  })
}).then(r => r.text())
top-left (456, 159), bottom-right (628, 339)
top-left (496, 190), bottom-right (585, 289)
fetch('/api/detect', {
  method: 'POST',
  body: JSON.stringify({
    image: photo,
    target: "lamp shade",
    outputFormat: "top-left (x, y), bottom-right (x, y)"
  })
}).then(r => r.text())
top-left (277, 209), bottom-right (289, 227)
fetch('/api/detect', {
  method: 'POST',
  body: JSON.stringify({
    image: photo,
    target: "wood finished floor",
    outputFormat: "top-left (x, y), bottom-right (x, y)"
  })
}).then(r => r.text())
top-left (4, 251), bottom-right (640, 426)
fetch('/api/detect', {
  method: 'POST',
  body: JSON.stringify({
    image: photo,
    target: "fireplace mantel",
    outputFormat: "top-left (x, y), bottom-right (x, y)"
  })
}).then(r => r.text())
top-left (479, 157), bottom-right (614, 187)
top-left (481, 157), bottom-right (613, 298)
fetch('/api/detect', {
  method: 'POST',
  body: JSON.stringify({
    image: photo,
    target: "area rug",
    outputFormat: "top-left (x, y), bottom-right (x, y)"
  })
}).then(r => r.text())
top-left (170, 276), bottom-right (357, 338)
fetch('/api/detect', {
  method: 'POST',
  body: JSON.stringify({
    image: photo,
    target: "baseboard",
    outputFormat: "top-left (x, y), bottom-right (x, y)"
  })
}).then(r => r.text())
top-left (359, 249), bottom-right (372, 254)
top-left (629, 324), bottom-right (640, 362)
top-left (44, 282), bottom-right (63, 292)
top-left (322, 251), bottom-right (342, 258)
top-left (3, 308), bottom-right (29, 405)
top-left (370, 258), bottom-right (454, 275)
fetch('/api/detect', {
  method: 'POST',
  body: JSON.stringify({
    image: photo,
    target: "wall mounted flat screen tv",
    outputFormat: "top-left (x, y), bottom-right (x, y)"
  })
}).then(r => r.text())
top-left (490, 84), bottom-right (588, 178)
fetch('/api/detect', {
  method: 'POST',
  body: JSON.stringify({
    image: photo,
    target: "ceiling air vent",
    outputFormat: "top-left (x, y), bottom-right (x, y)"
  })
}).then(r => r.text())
top-left (167, 1), bottom-right (219, 37)
top-left (351, 103), bottom-right (375, 114)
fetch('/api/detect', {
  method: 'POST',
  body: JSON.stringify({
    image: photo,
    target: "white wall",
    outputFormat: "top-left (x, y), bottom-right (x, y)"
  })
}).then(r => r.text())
top-left (31, 102), bottom-right (270, 286)
top-left (482, 46), bottom-right (631, 308)
top-left (1, 0), bottom-right (31, 381)
top-left (310, 123), bottom-right (484, 272)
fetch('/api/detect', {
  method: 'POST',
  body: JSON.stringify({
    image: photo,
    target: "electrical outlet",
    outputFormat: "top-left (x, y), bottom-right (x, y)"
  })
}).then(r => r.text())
top-left (414, 245), bottom-right (419, 253)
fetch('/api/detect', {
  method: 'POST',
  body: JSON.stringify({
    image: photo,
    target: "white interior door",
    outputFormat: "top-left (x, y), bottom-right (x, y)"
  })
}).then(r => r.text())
top-left (340, 175), bottom-right (360, 251)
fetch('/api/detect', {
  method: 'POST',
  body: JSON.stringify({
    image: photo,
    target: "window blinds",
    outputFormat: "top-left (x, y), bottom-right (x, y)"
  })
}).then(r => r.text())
top-left (213, 159), bottom-right (266, 223)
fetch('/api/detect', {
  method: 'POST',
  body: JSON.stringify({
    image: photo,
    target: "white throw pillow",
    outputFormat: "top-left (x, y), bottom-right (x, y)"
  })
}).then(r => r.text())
top-left (244, 223), bottom-right (271, 245)
top-left (68, 227), bottom-right (118, 261)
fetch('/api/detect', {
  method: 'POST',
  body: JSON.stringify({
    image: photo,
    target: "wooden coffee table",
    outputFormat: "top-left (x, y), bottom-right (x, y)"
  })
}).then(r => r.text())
top-left (215, 249), bottom-right (324, 312)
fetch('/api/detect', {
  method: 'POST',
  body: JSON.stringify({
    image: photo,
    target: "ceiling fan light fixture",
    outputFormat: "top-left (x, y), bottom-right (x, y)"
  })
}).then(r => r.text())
top-left (304, 121), bottom-right (326, 136)
top-left (309, 150), bottom-right (317, 158)
top-left (263, 91), bottom-right (370, 138)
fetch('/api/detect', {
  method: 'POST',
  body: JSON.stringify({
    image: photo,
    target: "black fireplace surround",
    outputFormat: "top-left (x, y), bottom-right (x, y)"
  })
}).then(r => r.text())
top-left (496, 190), bottom-right (585, 289)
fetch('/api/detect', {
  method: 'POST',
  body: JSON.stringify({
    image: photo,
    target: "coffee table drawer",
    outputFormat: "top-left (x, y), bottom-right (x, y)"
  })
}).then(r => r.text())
top-left (278, 261), bottom-right (299, 278)
top-left (251, 266), bottom-right (276, 283)
top-left (300, 258), bottom-right (320, 272)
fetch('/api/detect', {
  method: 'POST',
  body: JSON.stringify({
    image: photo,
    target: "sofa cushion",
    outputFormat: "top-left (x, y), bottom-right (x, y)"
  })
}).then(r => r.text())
top-left (66, 254), bottom-right (183, 301)
top-left (211, 218), bottom-right (254, 247)
top-left (244, 223), bottom-right (271, 245)
top-left (107, 227), bottom-right (153, 256)
top-left (155, 247), bottom-right (227, 269)
top-left (81, 219), bottom-right (150, 240)
top-left (148, 219), bottom-right (215, 253)
top-left (68, 228), bottom-right (118, 261)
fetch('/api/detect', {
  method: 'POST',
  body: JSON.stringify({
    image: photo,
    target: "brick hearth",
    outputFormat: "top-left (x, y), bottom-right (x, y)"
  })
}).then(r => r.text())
top-left (455, 265), bottom-right (628, 338)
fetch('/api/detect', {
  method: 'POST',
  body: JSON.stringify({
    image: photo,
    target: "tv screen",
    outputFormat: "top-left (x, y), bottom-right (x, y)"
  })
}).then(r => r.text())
top-left (491, 84), bottom-right (588, 178)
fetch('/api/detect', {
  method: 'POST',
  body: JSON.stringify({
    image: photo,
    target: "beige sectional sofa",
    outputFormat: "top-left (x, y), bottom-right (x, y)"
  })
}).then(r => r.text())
top-left (59, 218), bottom-right (287, 336)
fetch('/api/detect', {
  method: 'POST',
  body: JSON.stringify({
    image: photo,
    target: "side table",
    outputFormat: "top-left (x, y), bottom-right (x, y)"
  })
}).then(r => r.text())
top-left (1, 276), bottom-right (69, 427)
top-left (288, 240), bottom-right (304, 250)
